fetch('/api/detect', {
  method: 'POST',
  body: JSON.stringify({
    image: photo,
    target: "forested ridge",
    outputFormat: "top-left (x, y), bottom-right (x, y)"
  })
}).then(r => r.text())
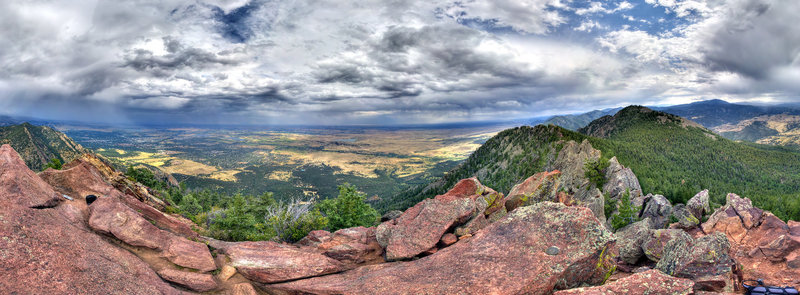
top-left (381, 106), bottom-right (800, 221)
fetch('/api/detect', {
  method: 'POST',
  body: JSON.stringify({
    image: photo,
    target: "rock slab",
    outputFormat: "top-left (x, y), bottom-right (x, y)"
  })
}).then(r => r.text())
top-left (269, 202), bottom-right (615, 295)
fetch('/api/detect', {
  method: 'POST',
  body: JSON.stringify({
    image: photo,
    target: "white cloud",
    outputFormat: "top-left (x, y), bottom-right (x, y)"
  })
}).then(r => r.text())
top-left (0, 0), bottom-right (797, 125)
top-left (442, 0), bottom-right (568, 34)
top-left (576, 1), bottom-right (635, 15)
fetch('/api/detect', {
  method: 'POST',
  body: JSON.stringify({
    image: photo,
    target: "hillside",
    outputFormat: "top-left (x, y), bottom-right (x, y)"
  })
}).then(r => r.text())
top-left (375, 124), bottom-right (585, 212)
top-left (0, 123), bottom-right (88, 170)
top-left (384, 106), bottom-right (800, 221)
top-left (545, 100), bottom-right (800, 148)
top-left (543, 108), bottom-right (621, 131)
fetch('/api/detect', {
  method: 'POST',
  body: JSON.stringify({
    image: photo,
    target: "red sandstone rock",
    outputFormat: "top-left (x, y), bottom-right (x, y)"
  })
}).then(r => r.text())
top-left (297, 229), bottom-right (333, 247)
top-left (157, 268), bottom-right (218, 292)
top-left (0, 144), bottom-right (62, 208)
top-left (702, 194), bottom-right (800, 286)
top-left (88, 196), bottom-right (215, 271)
top-left (554, 269), bottom-right (694, 295)
top-left (439, 233), bottom-right (458, 247)
top-left (0, 145), bottom-right (181, 294)
top-left (41, 156), bottom-right (199, 239)
top-left (162, 236), bottom-right (218, 272)
top-left (376, 188), bottom-right (477, 260)
top-left (310, 227), bottom-right (384, 266)
top-left (789, 220), bottom-right (800, 236)
top-left (223, 241), bottom-right (344, 283)
top-left (505, 170), bottom-right (561, 212)
top-left (268, 202), bottom-right (615, 295)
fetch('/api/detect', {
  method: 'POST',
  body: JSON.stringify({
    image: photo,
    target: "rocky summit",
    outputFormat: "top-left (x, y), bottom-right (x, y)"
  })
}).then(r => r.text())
top-left (1, 142), bottom-right (799, 294)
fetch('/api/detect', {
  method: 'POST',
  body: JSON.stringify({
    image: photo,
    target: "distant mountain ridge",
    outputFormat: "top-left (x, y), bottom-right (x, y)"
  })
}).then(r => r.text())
top-left (542, 108), bottom-right (621, 131)
top-left (0, 123), bottom-right (88, 170)
top-left (542, 99), bottom-right (800, 148)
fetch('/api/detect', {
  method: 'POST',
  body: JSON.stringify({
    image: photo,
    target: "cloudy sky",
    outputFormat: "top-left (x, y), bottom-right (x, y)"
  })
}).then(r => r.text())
top-left (1, 0), bottom-right (798, 125)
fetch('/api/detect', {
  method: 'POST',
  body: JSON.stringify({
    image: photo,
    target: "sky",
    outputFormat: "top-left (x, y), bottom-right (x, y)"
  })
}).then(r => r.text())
top-left (0, 0), bottom-right (799, 126)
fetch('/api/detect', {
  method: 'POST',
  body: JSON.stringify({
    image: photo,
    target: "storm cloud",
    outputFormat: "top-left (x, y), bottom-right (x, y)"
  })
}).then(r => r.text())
top-left (0, 0), bottom-right (798, 125)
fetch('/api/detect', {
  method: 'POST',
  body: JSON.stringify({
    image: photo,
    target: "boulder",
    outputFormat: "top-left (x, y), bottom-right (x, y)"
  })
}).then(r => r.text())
top-left (268, 202), bottom-right (616, 295)
top-left (223, 241), bottom-right (345, 283)
top-left (602, 156), bottom-right (643, 201)
top-left (0, 145), bottom-right (181, 294)
top-left (318, 227), bottom-right (384, 266)
top-left (0, 145), bottom-right (62, 208)
top-left (638, 194), bottom-right (673, 229)
top-left (724, 193), bottom-right (763, 229)
top-left (656, 232), bottom-right (736, 292)
top-left (554, 269), bottom-right (694, 295)
top-left (88, 197), bottom-right (216, 271)
top-left (687, 189), bottom-right (711, 219)
top-left (505, 170), bottom-right (561, 212)
top-left (162, 237), bottom-right (218, 272)
top-left (88, 196), bottom-right (169, 250)
top-left (157, 268), bottom-right (218, 292)
top-left (642, 229), bottom-right (693, 263)
top-left (672, 204), bottom-right (700, 229)
top-left (617, 218), bottom-right (653, 265)
top-left (377, 178), bottom-right (492, 261)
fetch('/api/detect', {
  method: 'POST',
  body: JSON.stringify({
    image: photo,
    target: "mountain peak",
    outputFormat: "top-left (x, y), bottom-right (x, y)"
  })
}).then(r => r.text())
top-left (579, 105), bottom-right (704, 138)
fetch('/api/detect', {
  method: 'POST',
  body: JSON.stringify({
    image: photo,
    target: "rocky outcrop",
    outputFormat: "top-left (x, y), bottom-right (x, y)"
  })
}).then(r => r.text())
top-left (702, 193), bottom-right (800, 287)
top-left (0, 144), bottom-right (182, 294)
top-left (42, 154), bottom-right (199, 239)
top-left (376, 177), bottom-right (500, 261)
top-left (88, 196), bottom-right (216, 272)
top-left (603, 156), bottom-right (643, 201)
top-left (505, 170), bottom-right (561, 212)
top-left (555, 269), bottom-right (694, 295)
top-left (553, 140), bottom-right (601, 190)
top-left (269, 202), bottom-right (615, 295)
top-left (222, 241), bottom-right (345, 283)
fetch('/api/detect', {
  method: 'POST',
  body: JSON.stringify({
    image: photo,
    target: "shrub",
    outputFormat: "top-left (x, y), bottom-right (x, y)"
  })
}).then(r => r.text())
top-left (603, 193), bottom-right (615, 218)
top-left (584, 157), bottom-right (611, 188)
top-left (610, 189), bottom-right (641, 231)
top-left (44, 158), bottom-right (62, 170)
top-left (319, 183), bottom-right (379, 232)
top-left (266, 199), bottom-right (328, 242)
top-left (209, 195), bottom-right (271, 241)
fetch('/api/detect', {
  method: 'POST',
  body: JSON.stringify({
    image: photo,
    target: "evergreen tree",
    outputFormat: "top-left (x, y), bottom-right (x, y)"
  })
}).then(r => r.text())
top-left (319, 183), bottom-right (379, 231)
